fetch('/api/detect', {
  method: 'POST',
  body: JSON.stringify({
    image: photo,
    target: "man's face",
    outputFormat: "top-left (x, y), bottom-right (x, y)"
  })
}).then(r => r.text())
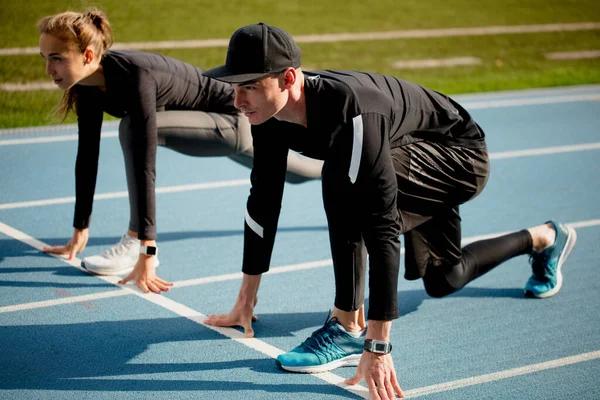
top-left (39, 33), bottom-right (89, 90)
top-left (233, 74), bottom-right (287, 125)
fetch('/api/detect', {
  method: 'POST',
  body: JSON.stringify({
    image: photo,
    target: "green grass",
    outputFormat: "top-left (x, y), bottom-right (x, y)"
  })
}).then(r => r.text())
top-left (0, 0), bottom-right (599, 128)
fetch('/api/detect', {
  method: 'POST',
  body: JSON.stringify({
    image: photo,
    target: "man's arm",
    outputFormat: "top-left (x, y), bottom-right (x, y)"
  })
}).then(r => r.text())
top-left (342, 113), bottom-right (404, 398)
top-left (206, 122), bottom-right (290, 336)
top-left (205, 273), bottom-right (262, 338)
top-left (241, 122), bottom-right (290, 275)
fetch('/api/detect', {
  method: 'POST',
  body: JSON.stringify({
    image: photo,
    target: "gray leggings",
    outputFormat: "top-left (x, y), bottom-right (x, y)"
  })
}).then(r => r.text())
top-left (119, 110), bottom-right (323, 233)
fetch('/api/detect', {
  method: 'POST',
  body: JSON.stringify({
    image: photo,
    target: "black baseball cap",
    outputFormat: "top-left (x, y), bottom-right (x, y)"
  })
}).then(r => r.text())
top-left (203, 22), bottom-right (301, 84)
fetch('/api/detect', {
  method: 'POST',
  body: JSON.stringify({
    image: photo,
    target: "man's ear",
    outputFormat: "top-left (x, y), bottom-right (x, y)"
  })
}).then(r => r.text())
top-left (281, 67), bottom-right (297, 88)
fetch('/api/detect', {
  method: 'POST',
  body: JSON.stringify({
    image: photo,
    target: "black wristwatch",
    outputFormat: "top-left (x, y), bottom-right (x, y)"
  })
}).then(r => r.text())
top-left (139, 245), bottom-right (158, 256)
top-left (363, 339), bottom-right (392, 354)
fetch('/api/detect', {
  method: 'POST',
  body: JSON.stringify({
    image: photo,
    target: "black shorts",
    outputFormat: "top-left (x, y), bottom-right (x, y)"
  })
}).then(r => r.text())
top-left (391, 141), bottom-right (490, 280)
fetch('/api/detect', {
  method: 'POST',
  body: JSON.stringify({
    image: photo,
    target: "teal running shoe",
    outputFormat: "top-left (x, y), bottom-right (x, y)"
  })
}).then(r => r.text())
top-left (525, 221), bottom-right (577, 298)
top-left (276, 314), bottom-right (365, 373)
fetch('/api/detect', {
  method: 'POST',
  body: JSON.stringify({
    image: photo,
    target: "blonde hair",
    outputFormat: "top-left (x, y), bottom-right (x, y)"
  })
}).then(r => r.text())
top-left (38, 8), bottom-right (114, 120)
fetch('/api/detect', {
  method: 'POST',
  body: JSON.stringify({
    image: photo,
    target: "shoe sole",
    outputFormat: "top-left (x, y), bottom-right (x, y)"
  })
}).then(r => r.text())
top-left (276, 353), bottom-right (362, 374)
top-left (81, 259), bottom-right (160, 276)
top-left (527, 226), bottom-right (577, 299)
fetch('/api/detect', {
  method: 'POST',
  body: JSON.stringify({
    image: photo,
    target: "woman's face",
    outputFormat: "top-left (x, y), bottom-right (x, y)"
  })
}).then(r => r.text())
top-left (39, 33), bottom-right (90, 90)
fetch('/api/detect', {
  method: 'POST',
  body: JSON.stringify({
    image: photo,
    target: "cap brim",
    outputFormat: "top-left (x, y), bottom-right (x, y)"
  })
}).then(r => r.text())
top-left (203, 65), bottom-right (271, 84)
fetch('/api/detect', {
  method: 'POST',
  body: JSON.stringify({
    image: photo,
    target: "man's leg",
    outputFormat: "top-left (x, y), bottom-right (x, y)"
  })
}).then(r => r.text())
top-left (405, 207), bottom-right (533, 297)
top-left (393, 141), bottom-right (576, 298)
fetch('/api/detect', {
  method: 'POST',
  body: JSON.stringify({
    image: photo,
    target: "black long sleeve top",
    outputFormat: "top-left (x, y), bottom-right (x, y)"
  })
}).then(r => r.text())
top-left (241, 70), bottom-right (485, 318)
top-left (73, 50), bottom-right (237, 239)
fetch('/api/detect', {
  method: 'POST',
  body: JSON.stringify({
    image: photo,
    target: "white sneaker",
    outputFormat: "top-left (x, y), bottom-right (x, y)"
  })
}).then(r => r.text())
top-left (81, 234), bottom-right (160, 276)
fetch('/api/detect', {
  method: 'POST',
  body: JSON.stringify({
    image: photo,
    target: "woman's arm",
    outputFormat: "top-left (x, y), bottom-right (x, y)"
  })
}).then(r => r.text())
top-left (73, 88), bottom-right (104, 230)
top-left (43, 88), bottom-right (103, 259)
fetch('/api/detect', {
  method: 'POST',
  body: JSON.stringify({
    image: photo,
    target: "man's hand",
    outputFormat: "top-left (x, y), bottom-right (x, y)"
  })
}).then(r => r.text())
top-left (43, 228), bottom-right (89, 260)
top-left (345, 351), bottom-right (404, 399)
top-left (205, 297), bottom-right (258, 338)
top-left (205, 273), bottom-right (262, 338)
top-left (346, 319), bottom-right (404, 399)
top-left (118, 255), bottom-right (173, 294)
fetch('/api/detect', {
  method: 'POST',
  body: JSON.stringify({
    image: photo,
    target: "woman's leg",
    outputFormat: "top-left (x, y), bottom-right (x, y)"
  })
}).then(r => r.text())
top-left (154, 111), bottom-right (323, 183)
top-left (78, 117), bottom-right (148, 277)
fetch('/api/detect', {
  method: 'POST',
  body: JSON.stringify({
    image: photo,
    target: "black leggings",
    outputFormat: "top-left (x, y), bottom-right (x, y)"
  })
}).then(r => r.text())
top-left (421, 230), bottom-right (533, 298)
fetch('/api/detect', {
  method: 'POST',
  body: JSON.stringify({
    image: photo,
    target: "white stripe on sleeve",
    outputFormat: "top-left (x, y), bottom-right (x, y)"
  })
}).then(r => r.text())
top-left (349, 115), bottom-right (363, 183)
top-left (245, 209), bottom-right (264, 238)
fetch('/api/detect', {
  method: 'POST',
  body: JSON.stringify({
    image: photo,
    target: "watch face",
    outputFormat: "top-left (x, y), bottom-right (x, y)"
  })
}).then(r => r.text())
top-left (374, 343), bottom-right (387, 352)
top-left (146, 246), bottom-right (157, 255)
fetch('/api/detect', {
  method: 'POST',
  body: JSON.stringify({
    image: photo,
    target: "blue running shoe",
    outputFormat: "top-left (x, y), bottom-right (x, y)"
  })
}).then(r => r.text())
top-left (525, 221), bottom-right (577, 298)
top-left (276, 314), bottom-right (365, 373)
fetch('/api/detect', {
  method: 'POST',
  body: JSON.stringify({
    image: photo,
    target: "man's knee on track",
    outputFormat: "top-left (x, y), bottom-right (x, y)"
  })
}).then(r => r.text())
top-left (422, 259), bottom-right (462, 298)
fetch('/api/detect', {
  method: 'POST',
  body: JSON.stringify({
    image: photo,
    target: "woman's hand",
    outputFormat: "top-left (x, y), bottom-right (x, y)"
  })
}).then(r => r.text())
top-left (118, 255), bottom-right (173, 294)
top-left (43, 228), bottom-right (89, 260)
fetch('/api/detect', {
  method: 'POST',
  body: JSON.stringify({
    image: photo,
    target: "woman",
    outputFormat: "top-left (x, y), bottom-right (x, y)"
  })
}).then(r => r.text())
top-left (39, 9), bottom-right (322, 294)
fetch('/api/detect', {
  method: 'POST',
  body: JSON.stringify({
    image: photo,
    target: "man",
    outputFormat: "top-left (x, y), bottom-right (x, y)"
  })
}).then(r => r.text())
top-left (202, 23), bottom-right (577, 400)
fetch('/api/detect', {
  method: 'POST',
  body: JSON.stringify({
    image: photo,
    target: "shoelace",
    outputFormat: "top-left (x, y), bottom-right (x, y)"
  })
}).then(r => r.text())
top-left (300, 318), bottom-right (346, 362)
top-left (99, 236), bottom-right (138, 258)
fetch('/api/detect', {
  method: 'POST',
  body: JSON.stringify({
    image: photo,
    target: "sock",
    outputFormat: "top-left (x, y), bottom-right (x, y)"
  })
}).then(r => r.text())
top-left (347, 329), bottom-right (366, 338)
top-left (126, 233), bottom-right (139, 241)
top-left (337, 322), bottom-right (366, 338)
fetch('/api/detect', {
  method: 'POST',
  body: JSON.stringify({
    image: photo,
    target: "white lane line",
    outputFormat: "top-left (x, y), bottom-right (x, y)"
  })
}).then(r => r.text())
top-left (0, 259), bottom-right (337, 312)
top-left (1, 92), bottom-right (599, 146)
top-left (0, 179), bottom-right (250, 210)
top-left (466, 93), bottom-right (600, 109)
top-left (1, 223), bottom-right (599, 399)
top-left (489, 142), bottom-right (600, 160)
top-left (1, 90), bottom-right (599, 145)
top-left (0, 121), bottom-right (120, 136)
top-left (0, 220), bottom-right (370, 399)
top-left (1, 140), bottom-right (598, 212)
top-left (545, 50), bottom-right (600, 60)
top-left (403, 350), bottom-right (600, 398)
top-left (174, 259), bottom-right (334, 288)
top-left (2, 22), bottom-right (599, 56)
top-left (170, 219), bottom-right (600, 288)
top-left (569, 219), bottom-right (600, 229)
top-left (0, 131), bottom-right (117, 146)
top-left (0, 290), bottom-right (130, 313)
top-left (392, 57), bottom-right (481, 69)
top-left (3, 218), bottom-right (598, 314)
top-left (452, 84), bottom-right (600, 102)
top-left (0, 86), bottom-right (596, 137)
